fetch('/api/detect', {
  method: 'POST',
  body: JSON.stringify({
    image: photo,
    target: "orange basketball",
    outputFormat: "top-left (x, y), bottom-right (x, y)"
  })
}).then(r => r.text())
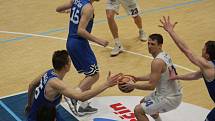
top-left (118, 75), bottom-right (135, 93)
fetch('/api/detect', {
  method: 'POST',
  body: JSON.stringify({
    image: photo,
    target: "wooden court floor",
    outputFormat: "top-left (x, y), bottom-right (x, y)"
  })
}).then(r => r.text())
top-left (0, 0), bottom-right (214, 111)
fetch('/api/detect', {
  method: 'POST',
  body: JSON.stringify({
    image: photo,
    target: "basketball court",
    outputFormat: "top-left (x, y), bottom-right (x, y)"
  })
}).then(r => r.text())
top-left (0, 0), bottom-right (214, 120)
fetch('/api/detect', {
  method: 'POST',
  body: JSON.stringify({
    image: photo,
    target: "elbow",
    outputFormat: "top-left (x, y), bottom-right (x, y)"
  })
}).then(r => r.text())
top-left (149, 85), bottom-right (156, 90)
top-left (77, 28), bottom-right (85, 37)
top-left (148, 82), bottom-right (156, 90)
top-left (56, 7), bottom-right (62, 13)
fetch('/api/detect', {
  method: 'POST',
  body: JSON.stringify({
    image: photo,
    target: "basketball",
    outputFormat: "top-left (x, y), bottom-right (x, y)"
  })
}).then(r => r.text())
top-left (118, 75), bottom-right (135, 93)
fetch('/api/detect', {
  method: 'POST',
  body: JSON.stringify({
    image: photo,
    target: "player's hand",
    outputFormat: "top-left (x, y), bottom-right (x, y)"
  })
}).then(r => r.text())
top-left (24, 104), bottom-right (31, 116)
top-left (100, 40), bottom-right (109, 47)
top-left (60, 10), bottom-right (71, 13)
top-left (106, 71), bottom-right (123, 87)
top-left (118, 80), bottom-right (135, 90)
top-left (158, 16), bottom-right (178, 33)
top-left (124, 74), bottom-right (137, 82)
top-left (169, 75), bottom-right (179, 80)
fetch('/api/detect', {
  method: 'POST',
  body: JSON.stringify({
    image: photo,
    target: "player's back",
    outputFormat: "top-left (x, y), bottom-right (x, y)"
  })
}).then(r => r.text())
top-left (27, 69), bottom-right (62, 121)
top-left (68, 0), bottom-right (94, 39)
top-left (155, 52), bottom-right (182, 97)
top-left (203, 60), bottom-right (215, 103)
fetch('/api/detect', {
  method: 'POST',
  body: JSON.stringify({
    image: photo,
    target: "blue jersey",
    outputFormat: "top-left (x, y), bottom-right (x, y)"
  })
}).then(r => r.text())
top-left (68, 0), bottom-right (93, 39)
top-left (203, 60), bottom-right (215, 103)
top-left (27, 69), bottom-right (62, 121)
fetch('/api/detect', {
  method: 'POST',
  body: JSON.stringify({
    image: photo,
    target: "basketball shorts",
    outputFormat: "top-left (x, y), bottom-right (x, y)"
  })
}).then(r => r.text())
top-left (66, 37), bottom-right (99, 76)
top-left (140, 92), bottom-right (182, 115)
top-left (106, 0), bottom-right (140, 17)
top-left (205, 107), bottom-right (215, 121)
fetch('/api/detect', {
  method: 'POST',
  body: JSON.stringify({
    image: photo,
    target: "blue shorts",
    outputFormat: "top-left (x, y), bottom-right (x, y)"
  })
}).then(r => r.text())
top-left (205, 107), bottom-right (215, 121)
top-left (66, 37), bottom-right (99, 76)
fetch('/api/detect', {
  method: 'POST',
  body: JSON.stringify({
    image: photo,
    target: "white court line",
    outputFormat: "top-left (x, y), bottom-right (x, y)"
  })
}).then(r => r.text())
top-left (0, 30), bottom-right (195, 72)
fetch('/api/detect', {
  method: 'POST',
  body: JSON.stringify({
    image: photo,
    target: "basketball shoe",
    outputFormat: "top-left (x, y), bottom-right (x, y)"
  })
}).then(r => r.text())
top-left (110, 43), bottom-right (123, 56)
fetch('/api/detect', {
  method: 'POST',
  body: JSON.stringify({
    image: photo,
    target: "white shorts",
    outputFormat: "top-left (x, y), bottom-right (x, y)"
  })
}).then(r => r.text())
top-left (141, 92), bottom-right (182, 115)
top-left (106, 0), bottom-right (140, 17)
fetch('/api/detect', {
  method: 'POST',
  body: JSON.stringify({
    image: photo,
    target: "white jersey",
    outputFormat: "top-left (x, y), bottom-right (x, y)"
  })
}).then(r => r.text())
top-left (155, 52), bottom-right (182, 97)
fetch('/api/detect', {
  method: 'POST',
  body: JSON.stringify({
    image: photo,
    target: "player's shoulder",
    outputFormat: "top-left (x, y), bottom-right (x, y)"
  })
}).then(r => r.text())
top-left (152, 58), bottom-right (165, 66)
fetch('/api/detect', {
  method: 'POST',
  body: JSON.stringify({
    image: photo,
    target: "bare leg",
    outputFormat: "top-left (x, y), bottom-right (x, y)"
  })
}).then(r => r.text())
top-left (133, 15), bottom-right (147, 41)
top-left (106, 9), bottom-right (123, 56)
top-left (134, 104), bottom-right (149, 121)
top-left (106, 10), bottom-right (119, 39)
top-left (79, 73), bottom-right (99, 91)
top-left (151, 113), bottom-right (162, 121)
top-left (133, 15), bottom-right (142, 29)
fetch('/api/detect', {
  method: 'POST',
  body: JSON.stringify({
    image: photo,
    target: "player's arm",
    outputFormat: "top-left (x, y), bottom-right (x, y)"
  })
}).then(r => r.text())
top-left (78, 4), bottom-right (108, 47)
top-left (56, 0), bottom-right (73, 13)
top-left (132, 59), bottom-right (163, 90)
top-left (25, 73), bottom-right (43, 114)
top-left (175, 70), bottom-right (202, 81)
top-left (134, 74), bottom-right (150, 81)
top-left (159, 16), bottom-right (210, 70)
top-left (50, 72), bottom-right (121, 101)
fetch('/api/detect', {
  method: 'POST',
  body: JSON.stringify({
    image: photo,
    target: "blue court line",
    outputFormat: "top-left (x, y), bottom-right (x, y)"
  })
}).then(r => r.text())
top-left (0, 100), bottom-right (22, 121)
top-left (0, 0), bottom-right (205, 44)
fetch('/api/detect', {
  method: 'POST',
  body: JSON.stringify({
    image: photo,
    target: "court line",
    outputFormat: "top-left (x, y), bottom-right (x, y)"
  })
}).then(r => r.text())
top-left (0, 100), bottom-right (22, 121)
top-left (0, 30), bottom-right (195, 72)
top-left (0, 0), bottom-right (205, 43)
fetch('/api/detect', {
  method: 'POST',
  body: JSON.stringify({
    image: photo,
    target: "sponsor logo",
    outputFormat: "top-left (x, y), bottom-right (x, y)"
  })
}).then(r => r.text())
top-left (110, 103), bottom-right (136, 121)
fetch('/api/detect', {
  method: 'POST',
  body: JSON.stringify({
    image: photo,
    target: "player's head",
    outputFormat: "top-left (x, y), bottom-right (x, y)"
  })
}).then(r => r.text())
top-left (52, 50), bottom-right (71, 72)
top-left (148, 34), bottom-right (163, 55)
top-left (202, 40), bottom-right (215, 61)
top-left (36, 105), bottom-right (56, 121)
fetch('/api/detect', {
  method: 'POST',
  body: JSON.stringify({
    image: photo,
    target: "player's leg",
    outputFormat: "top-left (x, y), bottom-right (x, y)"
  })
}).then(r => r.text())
top-left (66, 38), bottom-right (98, 116)
top-left (134, 104), bottom-right (149, 121)
top-left (106, 0), bottom-right (123, 56)
top-left (77, 73), bottom-right (99, 115)
top-left (150, 113), bottom-right (162, 121)
top-left (122, 0), bottom-right (147, 41)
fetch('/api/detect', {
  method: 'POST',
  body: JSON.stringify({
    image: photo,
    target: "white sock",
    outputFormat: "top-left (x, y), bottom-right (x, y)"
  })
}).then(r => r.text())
top-left (80, 101), bottom-right (89, 109)
top-left (139, 28), bottom-right (144, 32)
top-left (76, 87), bottom-right (89, 108)
top-left (154, 116), bottom-right (162, 121)
top-left (114, 38), bottom-right (121, 46)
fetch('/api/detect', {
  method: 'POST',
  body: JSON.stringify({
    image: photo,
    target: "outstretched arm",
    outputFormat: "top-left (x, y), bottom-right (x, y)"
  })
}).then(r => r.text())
top-left (159, 16), bottom-right (209, 70)
top-left (122, 59), bottom-right (163, 91)
top-left (173, 70), bottom-right (202, 81)
top-left (50, 72), bottom-right (122, 102)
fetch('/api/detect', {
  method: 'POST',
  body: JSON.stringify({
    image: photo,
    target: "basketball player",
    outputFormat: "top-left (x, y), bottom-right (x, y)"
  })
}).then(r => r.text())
top-left (159, 16), bottom-right (215, 121)
top-left (120, 34), bottom-right (182, 121)
top-left (56, 0), bottom-right (109, 116)
top-left (25, 50), bottom-right (121, 121)
top-left (106, 0), bottom-right (147, 56)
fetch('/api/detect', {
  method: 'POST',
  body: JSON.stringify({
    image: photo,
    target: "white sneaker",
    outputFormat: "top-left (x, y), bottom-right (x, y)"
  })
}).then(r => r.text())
top-left (110, 44), bottom-right (123, 56)
top-left (139, 30), bottom-right (148, 42)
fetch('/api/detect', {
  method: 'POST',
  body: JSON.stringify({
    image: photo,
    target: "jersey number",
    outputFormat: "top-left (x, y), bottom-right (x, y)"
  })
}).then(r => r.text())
top-left (70, 7), bottom-right (80, 24)
top-left (131, 8), bottom-right (138, 15)
top-left (34, 80), bottom-right (43, 99)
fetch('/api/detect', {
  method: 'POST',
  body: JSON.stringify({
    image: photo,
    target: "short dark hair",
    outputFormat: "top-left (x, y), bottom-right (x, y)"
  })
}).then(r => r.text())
top-left (52, 50), bottom-right (69, 71)
top-left (205, 40), bottom-right (215, 60)
top-left (149, 34), bottom-right (163, 44)
top-left (36, 105), bottom-right (56, 121)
